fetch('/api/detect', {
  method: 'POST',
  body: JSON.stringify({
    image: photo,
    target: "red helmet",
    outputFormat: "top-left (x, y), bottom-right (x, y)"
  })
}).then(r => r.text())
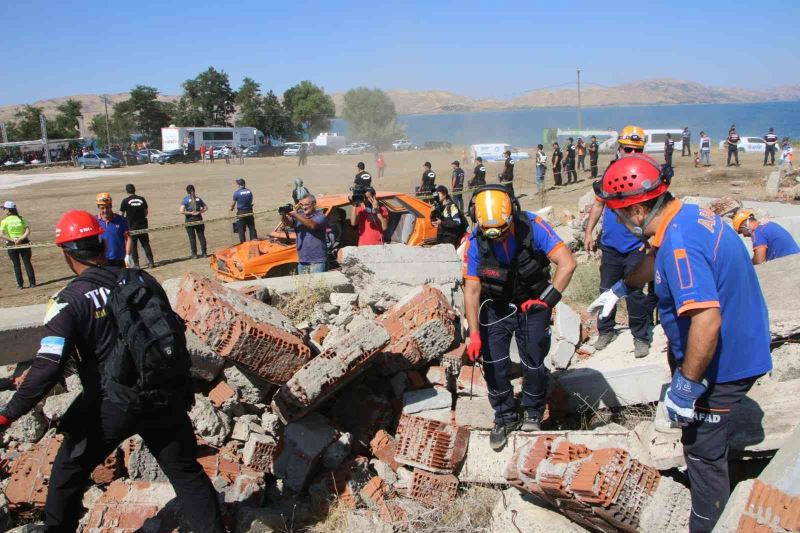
top-left (594, 154), bottom-right (671, 209)
top-left (55, 210), bottom-right (104, 248)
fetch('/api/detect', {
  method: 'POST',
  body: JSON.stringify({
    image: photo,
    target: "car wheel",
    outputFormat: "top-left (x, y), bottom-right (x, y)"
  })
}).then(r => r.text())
top-left (80, 163), bottom-right (86, 169)
top-left (100, 162), bottom-right (107, 169)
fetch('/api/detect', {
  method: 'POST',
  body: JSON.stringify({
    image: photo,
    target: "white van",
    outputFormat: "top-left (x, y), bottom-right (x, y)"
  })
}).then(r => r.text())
top-left (643, 129), bottom-right (684, 154)
top-left (470, 143), bottom-right (530, 162)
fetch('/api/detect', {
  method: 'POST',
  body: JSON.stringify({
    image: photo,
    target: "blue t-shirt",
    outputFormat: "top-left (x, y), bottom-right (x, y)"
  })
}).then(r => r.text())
top-left (97, 214), bottom-right (129, 261)
top-left (181, 195), bottom-right (207, 220)
top-left (600, 206), bottom-right (641, 254)
top-left (752, 221), bottom-right (800, 262)
top-left (463, 212), bottom-right (564, 279)
top-left (295, 210), bottom-right (328, 264)
top-left (653, 201), bottom-right (772, 383)
top-left (233, 187), bottom-right (254, 211)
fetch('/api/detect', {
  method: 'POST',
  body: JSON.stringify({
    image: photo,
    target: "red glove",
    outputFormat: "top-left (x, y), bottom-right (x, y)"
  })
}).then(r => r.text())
top-left (0, 414), bottom-right (11, 428)
top-left (466, 331), bottom-right (482, 362)
top-left (519, 299), bottom-right (549, 313)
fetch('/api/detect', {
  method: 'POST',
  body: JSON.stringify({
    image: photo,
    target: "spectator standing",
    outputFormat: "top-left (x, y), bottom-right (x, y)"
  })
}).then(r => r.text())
top-left (764, 128), bottom-right (778, 166)
top-left (209, 145), bottom-right (215, 164)
top-left (681, 127), bottom-right (691, 156)
top-left (224, 146), bottom-right (231, 164)
top-left (726, 128), bottom-right (741, 166)
top-left (699, 131), bottom-right (712, 166)
top-left (420, 162), bottom-right (436, 198)
top-left (119, 184), bottom-right (154, 269)
top-left (230, 178), bottom-right (257, 243)
top-left (179, 185), bottom-right (208, 258)
top-left (298, 144), bottom-right (308, 167)
top-left (96, 192), bottom-right (131, 268)
top-left (1, 200), bottom-right (36, 289)
top-left (576, 138), bottom-right (586, 171)
top-left (238, 145), bottom-right (245, 165)
top-left (354, 162), bottom-right (373, 188)
top-left (431, 185), bottom-right (467, 248)
top-left (535, 144), bottom-right (547, 194)
top-left (350, 188), bottom-right (389, 246)
top-left (292, 178), bottom-right (310, 204)
top-left (499, 150), bottom-right (516, 197)
top-left (588, 136), bottom-right (600, 178)
top-left (552, 142), bottom-right (564, 186)
top-left (282, 193), bottom-right (328, 273)
top-left (664, 133), bottom-right (675, 167)
top-left (451, 160), bottom-right (465, 212)
top-left (376, 153), bottom-right (386, 178)
top-left (781, 138), bottom-right (794, 170)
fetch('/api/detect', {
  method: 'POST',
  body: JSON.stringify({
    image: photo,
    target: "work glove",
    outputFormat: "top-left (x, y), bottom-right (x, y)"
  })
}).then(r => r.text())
top-left (0, 414), bottom-right (11, 429)
top-left (587, 280), bottom-right (628, 319)
top-left (520, 299), bottom-right (549, 313)
top-left (519, 284), bottom-right (562, 314)
top-left (466, 331), bottom-right (482, 362)
top-left (124, 254), bottom-right (134, 268)
top-left (664, 368), bottom-right (708, 426)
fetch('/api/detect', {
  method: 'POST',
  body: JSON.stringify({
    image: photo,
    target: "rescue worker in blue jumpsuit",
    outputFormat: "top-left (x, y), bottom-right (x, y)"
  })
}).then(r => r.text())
top-left (732, 210), bottom-right (800, 264)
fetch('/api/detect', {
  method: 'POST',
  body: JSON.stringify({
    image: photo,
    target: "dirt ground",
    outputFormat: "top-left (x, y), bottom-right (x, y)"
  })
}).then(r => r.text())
top-left (0, 147), bottom-right (783, 308)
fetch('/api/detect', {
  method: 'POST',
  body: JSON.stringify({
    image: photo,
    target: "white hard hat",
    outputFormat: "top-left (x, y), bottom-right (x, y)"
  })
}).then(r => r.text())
top-left (3, 201), bottom-right (15, 209)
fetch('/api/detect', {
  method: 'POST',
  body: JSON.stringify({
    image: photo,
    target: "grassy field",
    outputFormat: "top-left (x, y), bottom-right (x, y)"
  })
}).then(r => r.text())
top-left (0, 147), bottom-right (782, 308)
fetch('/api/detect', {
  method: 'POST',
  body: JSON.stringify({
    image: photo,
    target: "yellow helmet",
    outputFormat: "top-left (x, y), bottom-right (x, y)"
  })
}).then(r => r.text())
top-left (618, 125), bottom-right (646, 150)
top-left (96, 192), bottom-right (112, 206)
top-left (732, 210), bottom-right (754, 233)
top-left (473, 187), bottom-right (514, 238)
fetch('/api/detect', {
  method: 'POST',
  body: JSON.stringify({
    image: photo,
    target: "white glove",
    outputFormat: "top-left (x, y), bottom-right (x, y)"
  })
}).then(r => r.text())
top-left (125, 254), bottom-right (133, 268)
top-left (587, 280), bottom-right (628, 319)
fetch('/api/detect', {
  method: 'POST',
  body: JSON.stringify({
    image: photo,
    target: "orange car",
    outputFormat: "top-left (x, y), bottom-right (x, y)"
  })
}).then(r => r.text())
top-left (211, 191), bottom-right (438, 281)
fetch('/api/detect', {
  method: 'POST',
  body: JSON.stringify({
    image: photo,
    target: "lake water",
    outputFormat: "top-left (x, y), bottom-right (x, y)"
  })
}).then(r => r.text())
top-left (332, 101), bottom-right (800, 147)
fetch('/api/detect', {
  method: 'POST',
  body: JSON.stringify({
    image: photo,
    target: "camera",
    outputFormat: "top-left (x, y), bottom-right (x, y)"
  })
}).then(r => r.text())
top-left (351, 185), bottom-right (366, 205)
top-left (430, 196), bottom-right (444, 221)
top-left (278, 203), bottom-right (293, 216)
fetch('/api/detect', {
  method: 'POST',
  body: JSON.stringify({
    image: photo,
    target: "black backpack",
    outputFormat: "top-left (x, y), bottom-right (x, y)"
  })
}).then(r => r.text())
top-left (83, 268), bottom-right (193, 413)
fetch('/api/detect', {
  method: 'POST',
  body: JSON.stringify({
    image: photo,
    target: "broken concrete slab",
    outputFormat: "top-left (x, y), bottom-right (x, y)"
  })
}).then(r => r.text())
top-left (188, 394), bottom-right (232, 447)
top-left (225, 270), bottom-right (352, 298)
top-left (553, 302), bottom-right (581, 346)
top-left (766, 170), bottom-right (781, 197)
top-left (272, 413), bottom-right (339, 493)
top-left (329, 292), bottom-right (358, 308)
top-left (127, 436), bottom-right (168, 482)
top-left (223, 365), bottom-right (274, 406)
top-left (175, 272), bottom-right (313, 384)
top-left (272, 320), bottom-right (390, 423)
top-left (3, 410), bottom-right (46, 444)
top-left (402, 387), bottom-right (451, 414)
top-left (756, 254), bottom-right (800, 340)
top-left (339, 243), bottom-right (462, 289)
top-left (490, 488), bottom-right (588, 532)
top-left (547, 339), bottom-right (576, 371)
top-left (769, 342), bottom-right (800, 382)
top-left (186, 330), bottom-right (224, 382)
top-left (0, 304), bottom-right (45, 365)
top-left (42, 390), bottom-right (79, 422)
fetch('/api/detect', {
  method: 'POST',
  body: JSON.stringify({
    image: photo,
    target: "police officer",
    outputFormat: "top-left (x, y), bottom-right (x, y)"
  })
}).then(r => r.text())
top-left (726, 128), bottom-right (741, 166)
top-left (588, 135), bottom-right (600, 179)
top-left (732, 210), bottom-right (800, 264)
top-left (589, 154), bottom-right (772, 533)
top-left (681, 127), bottom-right (691, 157)
top-left (564, 138), bottom-right (577, 184)
top-left (431, 185), bottom-right (466, 248)
top-left (551, 142), bottom-right (564, 186)
top-left (420, 161), bottom-right (436, 199)
top-left (585, 126), bottom-right (655, 358)
top-left (354, 161), bottom-right (373, 188)
top-left (764, 127), bottom-right (779, 166)
top-left (464, 186), bottom-right (576, 450)
top-left (664, 133), bottom-right (675, 167)
top-left (0, 210), bottom-right (225, 532)
top-left (499, 150), bottom-right (516, 197)
top-left (450, 160), bottom-right (465, 212)
top-left (699, 131), bottom-right (712, 166)
top-left (119, 184), bottom-right (154, 269)
top-left (230, 177), bottom-right (257, 243)
top-left (468, 157), bottom-right (487, 215)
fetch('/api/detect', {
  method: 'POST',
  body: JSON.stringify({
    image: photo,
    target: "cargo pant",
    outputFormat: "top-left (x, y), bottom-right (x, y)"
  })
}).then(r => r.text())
top-left (479, 303), bottom-right (551, 424)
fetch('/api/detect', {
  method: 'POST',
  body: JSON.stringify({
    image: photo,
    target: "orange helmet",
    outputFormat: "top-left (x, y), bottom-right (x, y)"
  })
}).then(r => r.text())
top-left (618, 125), bottom-right (646, 150)
top-left (96, 192), bottom-right (112, 206)
top-left (472, 186), bottom-right (514, 239)
top-left (732, 210), bottom-right (754, 233)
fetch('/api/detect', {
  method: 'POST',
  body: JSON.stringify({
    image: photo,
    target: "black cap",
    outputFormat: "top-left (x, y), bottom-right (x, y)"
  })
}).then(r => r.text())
top-left (451, 160), bottom-right (460, 166)
top-left (435, 185), bottom-right (449, 194)
top-left (236, 178), bottom-right (246, 186)
top-left (475, 156), bottom-right (482, 162)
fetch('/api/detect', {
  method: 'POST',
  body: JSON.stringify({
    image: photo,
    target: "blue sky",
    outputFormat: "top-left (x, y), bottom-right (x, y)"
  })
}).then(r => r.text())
top-left (1, 0), bottom-right (797, 106)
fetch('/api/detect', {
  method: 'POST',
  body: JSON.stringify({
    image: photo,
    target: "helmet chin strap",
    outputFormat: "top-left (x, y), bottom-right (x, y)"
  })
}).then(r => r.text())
top-left (613, 195), bottom-right (667, 243)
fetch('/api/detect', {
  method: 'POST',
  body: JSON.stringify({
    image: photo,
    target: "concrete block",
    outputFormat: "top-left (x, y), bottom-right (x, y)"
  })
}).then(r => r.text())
top-left (42, 390), bottom-right (79, 422)
top-left (553, 302), bottom-right (581, 346)
top-left (273, 413), bottom-right (339, 493)
top-left (402, 387), bottom-right (451, 414)
top-left (4, 410), bottom-right (46, 444)
top-left (757, 254), bottom-right (800, 340)
top-left (188, 394), bottom-right (231, 447)
top-left (547, 339), bottom-right (576, 371)
top-left (185, 330), bottom-right (224, 382)
top-left (766, 170), bottom-right (780, 197)
top-left (225, 270), bottom-right (352, 297)
top-left (557, 364), bottom-right (670, 411)
top-left (339, 243), bottom-right (462, 288)
top-left (223, 365), bottom-right (274, 406)
top-left (329, 292), bottom-right (358, 308)
top-left (127, 436), bottom-right (168, 482)
top-left (0, 304), bottom-right (45, 365)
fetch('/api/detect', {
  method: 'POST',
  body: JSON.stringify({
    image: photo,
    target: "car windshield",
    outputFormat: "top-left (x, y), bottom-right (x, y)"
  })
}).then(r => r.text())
top-left (97, 153), bottom-right (110, 158)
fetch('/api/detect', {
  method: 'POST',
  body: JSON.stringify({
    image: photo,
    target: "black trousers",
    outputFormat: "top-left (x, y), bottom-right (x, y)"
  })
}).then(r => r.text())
top-left (590, 157), bottom-right (599, 179)
top-left (598, 245), bottom-right (654, 342)
top-left (185, 223), bottom-right (207, 256)
top-left (565, 160), bottom-right (577, 183)
top-left (553, 165), bottom-right (563, 186)
top-left (479, 304), bottom-right (551, 423)
top-left (665, 151), bottom-right (673, 167)
top-left (236, 212), bottom-right (258, 243)
top-left (681, 376), bottom-right (759, 533)
top-left (764, 146), bottom-right (776, 165)
top-left (452, 190), bottom-right (464, 212)
top-left (502, 181), bottom-right (515, 199)
top-left (682, 139), bottom-right (691, 156)
top-left (129, 232), bottom-right (154, 267)
top-left (46, 396), bottom-right (224, 532)
top-left (727, 146), bottom-right (739, 166)
top-left (7, 246), bottom-right (35, 287)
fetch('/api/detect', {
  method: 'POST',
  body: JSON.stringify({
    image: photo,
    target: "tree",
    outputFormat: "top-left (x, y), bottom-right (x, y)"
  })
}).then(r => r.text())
top-left (235, 77), bottom-right (265, 131)
top-left (118, 85), bottom-right (173, 142)
top-left (261, 90), bottom-right (292, 141)
top-left (282, 81), bottom-right (335, 139)
top-left (50, 99), bottom-right (83, 139)
top-left (9, 106), bottom-right (45, 141)
top-left (342, 87), bottom-right (404, 147)
top-left (89, 112), bottom-right (134, 148)
top-left (175, 67), bottom-right (236, 126)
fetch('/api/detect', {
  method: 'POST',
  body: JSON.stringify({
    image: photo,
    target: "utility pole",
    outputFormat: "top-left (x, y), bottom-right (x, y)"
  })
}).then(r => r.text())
top-left (39, 113), bottom-right (51, 164)
top-left (0, 122), bottom-right (7, 143)
top-left (576, 68), bottom-right (583, 130)
top-left (101, 95), bottom-right (111, 149)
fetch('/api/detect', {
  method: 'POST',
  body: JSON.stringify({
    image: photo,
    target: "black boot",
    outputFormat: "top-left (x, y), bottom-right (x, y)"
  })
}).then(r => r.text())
top-left (490, 419), bottom-right (521, 451)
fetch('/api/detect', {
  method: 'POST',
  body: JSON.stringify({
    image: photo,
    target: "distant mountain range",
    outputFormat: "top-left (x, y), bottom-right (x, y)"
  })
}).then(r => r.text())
top-left (2, 79), bottom-right (798, 127)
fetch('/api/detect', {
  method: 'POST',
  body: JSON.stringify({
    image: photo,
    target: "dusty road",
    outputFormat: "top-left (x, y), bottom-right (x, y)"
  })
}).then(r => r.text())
top-left (0, 148), bottom-right (783, 308)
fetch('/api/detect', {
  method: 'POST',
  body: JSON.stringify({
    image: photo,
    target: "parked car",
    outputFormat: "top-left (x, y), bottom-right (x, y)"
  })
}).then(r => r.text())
top-left (718, 136), bottom-right (769, 153)
top-left (211, 191), bottom-right (438, 281)
top-left (77, 152), bottom-right (122, 169)
top-left (157, 149), bottom-right (199, 164)
top-left (137, 149), bottom-right (163, 163)
top-left (642, 129), bottom-right (684, 153)
top-left (283, 143), bottom-right (302, 156)
top-left (110, 151), bottom-right (146, 165)
top-left (392, 139), bottom-right (412, 151)
top-left (336, 146), bottom-right (354, 155)
top-left (243, 145), bottom-right (271, 157)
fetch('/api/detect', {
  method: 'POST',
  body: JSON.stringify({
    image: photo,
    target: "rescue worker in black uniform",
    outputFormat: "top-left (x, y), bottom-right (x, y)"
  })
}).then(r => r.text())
top-left (419, 161), bottom-right (436, 201)
top-left (551, 142), bottom-right (564, 186)
top-left (450, 160), bottom-right (465, 212)
top-left (764, 127), bottom-right (779, 166)
top-left (431, 185), bottom-right (467, 248)
top-left (726, 128), bottom-right (741, 166)
top-left (664, 133), bottom-right (675, 167)
top-left (354, 161), bottom-right (373, 188)
top-left (0, 210), bottom-right (224, 532)
top-left (588, 136), bottom-right (600, 179)
top-left (564, 137), bottom-right (578, 184)
top-left (468, 156), bottom-right (487, 216)
top-left (464, 186), bottom-right (577, 450)
top-left (498, 150), bottom-right (516, 197)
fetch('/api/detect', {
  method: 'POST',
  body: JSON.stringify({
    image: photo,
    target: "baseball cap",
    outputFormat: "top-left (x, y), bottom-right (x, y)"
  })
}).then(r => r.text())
top-left (236, 178), bottom-right (246, 186)
top-left (3, 201), bottom-right (15, 209)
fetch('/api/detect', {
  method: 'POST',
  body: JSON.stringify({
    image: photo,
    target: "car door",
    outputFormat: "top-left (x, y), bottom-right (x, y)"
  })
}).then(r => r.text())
top-left (86, 153), bottom-right (98, 167)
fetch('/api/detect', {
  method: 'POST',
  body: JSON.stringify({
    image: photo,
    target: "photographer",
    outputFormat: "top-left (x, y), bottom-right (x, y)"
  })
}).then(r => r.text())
top-left (349, 187), bottom-right (389, 246)
top-left (431, 185), bottom-right (467, 248)
top-left (281, 194), bottom-right (328, 273)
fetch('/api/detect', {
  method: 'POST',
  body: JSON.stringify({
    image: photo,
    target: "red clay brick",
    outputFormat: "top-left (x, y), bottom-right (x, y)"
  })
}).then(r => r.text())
top-left (370, 430), bottom-right (400, 471)
top-left (740, 479), bottom-right (800, 532)
top-left (394, 413), bottom-right (469, 474)
top-left (5, 432), bottom-right (62, 512)
top-left (91, 448), bottom-right (124, 485)
top-left (208, 380), bottom-right (236, 407)
top-left (408, 468), bottom-right (459, 506)
top-left (82, 480), bottom-right (178, 532)
top-left (456, 365), bottom-right (488, 395)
